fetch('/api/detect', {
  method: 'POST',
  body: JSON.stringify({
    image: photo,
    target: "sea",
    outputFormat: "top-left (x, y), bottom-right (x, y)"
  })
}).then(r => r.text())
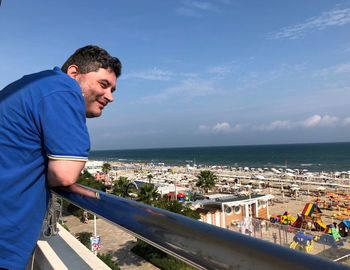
top-left (89, 142), bottom-right (350, 173)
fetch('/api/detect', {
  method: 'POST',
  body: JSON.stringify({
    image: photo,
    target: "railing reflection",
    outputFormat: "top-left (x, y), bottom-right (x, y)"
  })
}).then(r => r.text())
top-left (52, 185), bottom-right (349, 270)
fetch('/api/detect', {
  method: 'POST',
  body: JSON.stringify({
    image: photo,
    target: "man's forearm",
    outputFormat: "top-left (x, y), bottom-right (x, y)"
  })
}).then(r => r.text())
top-left (57, 183), bottom-right (100, 199)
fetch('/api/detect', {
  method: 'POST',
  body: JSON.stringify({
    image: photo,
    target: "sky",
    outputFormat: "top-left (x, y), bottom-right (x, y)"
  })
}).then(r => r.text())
top-left (1, 1), bottom-right (350, 150)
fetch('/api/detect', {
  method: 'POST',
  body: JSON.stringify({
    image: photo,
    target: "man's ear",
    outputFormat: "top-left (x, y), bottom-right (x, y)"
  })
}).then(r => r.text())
top-left (66, 65), bottom-right (80, 79)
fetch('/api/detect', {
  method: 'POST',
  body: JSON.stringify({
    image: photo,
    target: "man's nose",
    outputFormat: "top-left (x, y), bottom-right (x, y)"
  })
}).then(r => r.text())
top-left (105, 89), bottom-right (114, 102)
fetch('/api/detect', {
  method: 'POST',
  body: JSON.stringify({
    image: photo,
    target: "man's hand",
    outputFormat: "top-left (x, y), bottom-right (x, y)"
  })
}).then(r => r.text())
top-left (60, 183), bottom-right (100, 199)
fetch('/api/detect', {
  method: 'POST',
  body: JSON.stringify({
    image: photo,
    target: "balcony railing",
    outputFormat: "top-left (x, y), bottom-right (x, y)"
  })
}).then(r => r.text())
top-left (52, 185), bottom-right (349, 270)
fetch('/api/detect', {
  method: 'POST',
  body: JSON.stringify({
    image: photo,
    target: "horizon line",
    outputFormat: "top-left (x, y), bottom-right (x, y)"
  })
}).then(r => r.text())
top-left (90, 140), bottom-right (350, 152)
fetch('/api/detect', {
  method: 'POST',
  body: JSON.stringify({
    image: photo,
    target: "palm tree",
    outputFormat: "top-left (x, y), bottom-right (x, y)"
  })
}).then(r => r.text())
top-left (102, 162), bottom-right (112, 175)
top-left (147, 173), bottom-right (153, 183)
top-left (101, 162), bottom-right (112, 186)
top-left (137, 183), bottom-right (159, 204)
top-left (196, 170), bottom-right (218, 193)
top-left (112, 176), bottom-right (130, 197)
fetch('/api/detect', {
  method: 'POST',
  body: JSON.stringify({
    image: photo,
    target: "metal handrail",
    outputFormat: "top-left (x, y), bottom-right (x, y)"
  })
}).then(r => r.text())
top-left (52, 186), bottom-right (349, 270)
top-left (335, 254), bottom-right (350, 262)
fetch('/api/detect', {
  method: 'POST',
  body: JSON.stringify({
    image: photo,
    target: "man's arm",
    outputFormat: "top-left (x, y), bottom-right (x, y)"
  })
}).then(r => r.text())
top-left (47, 159), bottom-right (97, 198)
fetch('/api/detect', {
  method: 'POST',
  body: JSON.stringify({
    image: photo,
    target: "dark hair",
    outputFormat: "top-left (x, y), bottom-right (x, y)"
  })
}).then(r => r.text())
top-left (61, 45), bottom-right (122, 77)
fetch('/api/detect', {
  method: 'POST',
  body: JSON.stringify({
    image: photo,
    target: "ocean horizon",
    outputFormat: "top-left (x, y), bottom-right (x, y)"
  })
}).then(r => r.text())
top-left (89, 141), bottom-right (350, 172)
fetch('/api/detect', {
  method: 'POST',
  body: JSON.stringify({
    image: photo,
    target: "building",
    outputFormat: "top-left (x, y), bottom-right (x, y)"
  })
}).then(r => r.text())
top-left (193, 193), bottom-right (274, 228)
top-left (85, 160), bottom-right (104, 174)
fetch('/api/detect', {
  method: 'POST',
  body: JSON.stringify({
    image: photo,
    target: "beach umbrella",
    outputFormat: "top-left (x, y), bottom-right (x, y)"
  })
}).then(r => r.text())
top-left (285, 172), bottom-right (295, 177)
top-left (271, 168), bottom-right (281, 174)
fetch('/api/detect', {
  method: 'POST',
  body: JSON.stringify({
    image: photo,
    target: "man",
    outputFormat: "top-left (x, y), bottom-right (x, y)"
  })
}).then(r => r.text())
top-left (0, 45), bottom-right (122, 269)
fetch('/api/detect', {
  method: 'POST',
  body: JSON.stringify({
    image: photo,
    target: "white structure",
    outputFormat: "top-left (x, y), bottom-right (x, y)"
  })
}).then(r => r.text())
top-left (193, 194), bottom-right (274, 229)
top-left (85, 161), bottom-right (104, 174)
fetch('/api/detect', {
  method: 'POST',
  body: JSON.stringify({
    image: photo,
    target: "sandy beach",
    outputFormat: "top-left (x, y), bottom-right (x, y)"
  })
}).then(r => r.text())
top-left (64, 161), bottom-right (350, 267)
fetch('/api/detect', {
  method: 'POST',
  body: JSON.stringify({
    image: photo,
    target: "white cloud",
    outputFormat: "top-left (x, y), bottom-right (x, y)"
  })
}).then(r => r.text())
top-left (301, 115), bottom-right (322, 128)
top-left (314, 62), bottom-right (350, 77)
top-left (123, 67), bottom-right (175, 81)
top-left (176, 0), bottom-right (229, 16)
top-left (199, 122), bottom-right (241, 134)
top-left (213, 122), bottom-right (241, 133)
top-left (254, 120), bottom-right (294, 131)
top-left (207, 65), bottom-right (232, 76)
top-left (268, 8), bottom-right (350, 40)
top-left (140, 78), bottom-right (217, 103)
top-left (253, 114), bottom-right (340, 132)
top-left (176, 7), bottom-right (200, 17)
top-left (188, 1), bottom-right (215, 11)
top-left (198, 125), bottom-right (210, 132)
top-left (342, 117), bottom-right (350, 126)
top-left (321, 115), bottom-right (339, 126)
top-left (199, 114), bottom-right (347, 136)
top-left (301, 114), bottom-right (338, 127)
top-left (213, 122), bottom-right (230, 132)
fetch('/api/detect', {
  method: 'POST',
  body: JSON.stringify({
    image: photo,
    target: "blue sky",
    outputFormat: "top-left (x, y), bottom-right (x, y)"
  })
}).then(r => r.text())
top-left (1, 1), bottom-right (350, 150)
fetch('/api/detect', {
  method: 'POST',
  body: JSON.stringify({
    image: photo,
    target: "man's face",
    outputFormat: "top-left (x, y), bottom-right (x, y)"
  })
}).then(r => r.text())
top-left (76, 68), bottom-right (117, 118)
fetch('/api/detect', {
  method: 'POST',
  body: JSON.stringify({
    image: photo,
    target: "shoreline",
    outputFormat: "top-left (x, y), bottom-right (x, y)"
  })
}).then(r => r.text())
top-left (87, 159), bottom-right (350, 223)
top-left (88, 142), bottom-right (350, 172)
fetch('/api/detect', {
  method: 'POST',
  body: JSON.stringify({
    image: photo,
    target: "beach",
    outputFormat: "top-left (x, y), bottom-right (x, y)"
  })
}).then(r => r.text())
top-left (62, 160), bottom-right (350, 267)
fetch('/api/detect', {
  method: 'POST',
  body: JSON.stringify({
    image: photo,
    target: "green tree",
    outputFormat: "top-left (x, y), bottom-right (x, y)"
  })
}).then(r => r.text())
top-left (154, 198), bottom-right (200, 220)
top-left (196, 170), bottom-right (217, 193)
top-left (81, 169), bottom-right (93, 179)
top-left (147, 173), bottom-right (153, 183)
top-left (77, 170), bottom-right (106, 191)
top-left (76, 231), bottom-right (92, 249)
top-left (102, 162), bottom-right (112, 175)
top-left (132, 239), bottom-right (195, 270)
top-left (76, 233), bottom-right (120, 269)
top-left (97, 253), bottom-right (120, 270)
top-left (137, 183), bottom-right (159, 204)
top-left (112, 176), bottom-right (130, 197)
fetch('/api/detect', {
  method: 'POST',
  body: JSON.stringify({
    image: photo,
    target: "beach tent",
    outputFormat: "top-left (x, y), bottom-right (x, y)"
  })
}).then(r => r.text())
top-left (338, 220), bottom-right (350, 237)
top-left (302, 203), bottom-right (322, 217)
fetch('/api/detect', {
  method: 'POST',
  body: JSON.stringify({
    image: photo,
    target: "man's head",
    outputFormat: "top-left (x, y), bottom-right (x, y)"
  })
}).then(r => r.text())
top-left (62, 45), bottom-right (122, 118)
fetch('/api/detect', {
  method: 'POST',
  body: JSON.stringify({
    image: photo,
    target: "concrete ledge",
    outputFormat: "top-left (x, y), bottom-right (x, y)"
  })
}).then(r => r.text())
top-left (33, 224), bottom-right (110, 270)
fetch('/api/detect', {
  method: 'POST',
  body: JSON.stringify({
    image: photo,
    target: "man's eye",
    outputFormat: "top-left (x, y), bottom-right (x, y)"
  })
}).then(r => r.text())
top-left (100, 83), bottom-right (107, 88)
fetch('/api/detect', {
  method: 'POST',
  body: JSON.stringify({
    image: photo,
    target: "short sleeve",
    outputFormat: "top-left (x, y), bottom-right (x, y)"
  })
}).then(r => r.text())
top-left (39, 91), bottom-right (90, 161)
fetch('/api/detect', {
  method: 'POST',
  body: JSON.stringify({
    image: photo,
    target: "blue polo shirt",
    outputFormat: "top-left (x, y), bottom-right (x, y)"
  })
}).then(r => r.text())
top-left (0, 67), bottom-right (90, 269)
